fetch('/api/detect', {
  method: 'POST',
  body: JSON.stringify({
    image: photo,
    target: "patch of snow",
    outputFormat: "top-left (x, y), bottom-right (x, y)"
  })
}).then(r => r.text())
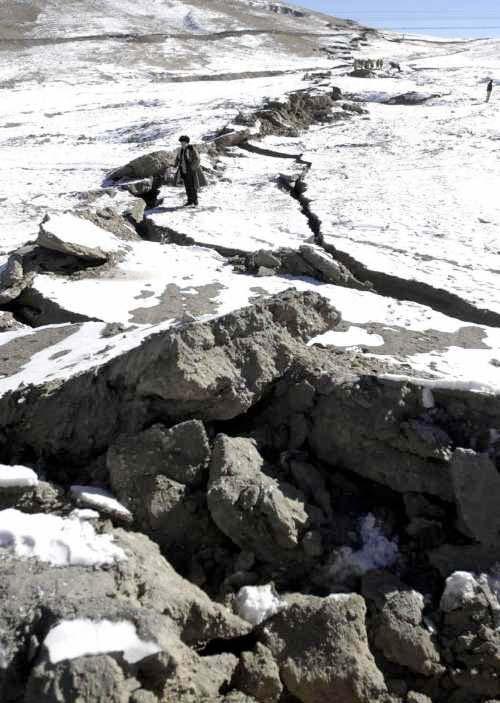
top-left (422, 387), bottom-right (435, 409)
top-left (44, 619), bottom-right (161, 664)
top-left (0, 465), bottom-right (39, 489)
top-left (328, 514), bottom-right (399, 582)
top-left (308, 326), bottom-right (384, 348)
top-left (41, 213), bottom-right (125, 255)
top-left (440, 571), bottom-right (480, 612)
top-left (70, 485), bottom-right (132, 519)
top-left (69, 508), bottom-right (100, 521)
top-left (0, 509), bottom-right (126, 567)
top-left (235, 584), bottom-right (284, 626)
top-left (327, 593), bottom-right (354, 603)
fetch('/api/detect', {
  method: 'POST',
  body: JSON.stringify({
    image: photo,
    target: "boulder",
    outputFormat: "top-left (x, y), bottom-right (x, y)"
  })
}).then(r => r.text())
top-left (299, 244), bottom-right (365, 288)
top-left (450, 448), bottom-right (500, 545)
top-left (261, 593), bottom-right (387, 703)
top-left (207, 435), bottom-right (318, 566)
top-left (38, 213), bottom-right (126, 262)
top-left (108, 149), bottom-right (177, 181)
top-left (0, 247), bottom-right (33, 304)
top-left (108, 420), bottom-right (211, 493)
top-left (232, 643), bottom-right (283, 703)
top-left (362, 571), bottom-right (443, 676)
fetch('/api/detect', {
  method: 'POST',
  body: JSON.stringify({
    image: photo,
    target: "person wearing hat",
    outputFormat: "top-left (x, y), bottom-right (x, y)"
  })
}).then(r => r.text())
top-left (174, 135), bottom-right (207, 207)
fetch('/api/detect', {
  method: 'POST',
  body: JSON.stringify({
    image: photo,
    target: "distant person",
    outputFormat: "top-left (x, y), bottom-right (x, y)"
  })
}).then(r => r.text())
top-left (486, 78), bottom-right (493, 103)
top-left (174, 135), bottom-right (207, 207)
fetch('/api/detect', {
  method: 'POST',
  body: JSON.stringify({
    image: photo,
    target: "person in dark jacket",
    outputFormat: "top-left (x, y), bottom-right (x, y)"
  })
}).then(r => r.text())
top-left (486, 79), bottom-right (493, 103)
top-left (174, 135), bottom-right (207, 207)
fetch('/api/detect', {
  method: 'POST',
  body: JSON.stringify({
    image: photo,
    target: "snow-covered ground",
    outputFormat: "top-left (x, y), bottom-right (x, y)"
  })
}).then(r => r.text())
top-left (1, 0), bottom-right (500, 399)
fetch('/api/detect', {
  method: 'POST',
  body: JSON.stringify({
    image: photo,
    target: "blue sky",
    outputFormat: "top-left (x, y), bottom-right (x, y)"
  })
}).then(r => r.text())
top-left (296, 1), bottom-right (500, 37)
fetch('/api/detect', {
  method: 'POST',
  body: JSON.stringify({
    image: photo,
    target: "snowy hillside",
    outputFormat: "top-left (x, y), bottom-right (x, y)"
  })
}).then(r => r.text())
top-left (1, 2), bottom-right (500, 702)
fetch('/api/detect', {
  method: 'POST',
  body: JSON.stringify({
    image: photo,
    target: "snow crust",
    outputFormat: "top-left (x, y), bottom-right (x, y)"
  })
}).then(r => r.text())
top-left (70, 485), bottom-right (132, 519)
top-left (41, 213), bottom-right (124, 254)
top-left (44, 619), bottom-right (161, 664)
top-left (0, 465), bottom-right (39, 489)
top-left (329, 514), bottom-right (399, 582)
top-left (440, 571), bottom-right (481, 612)
top-left (0, 509), bottom-right (126, 566)
top-left (440, 570), bottom-right (500, 615)
top-left (308, 326), bottom-right (384, 349)
top-left (235, 584), bottom-right (284, 625)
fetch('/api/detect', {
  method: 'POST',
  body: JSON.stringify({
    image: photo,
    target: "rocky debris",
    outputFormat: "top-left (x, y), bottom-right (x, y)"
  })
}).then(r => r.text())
top-left (0, 245), bottom-right (34, 304)
top-left (0, 310), bottom-right (23, 331)
top-left (232, 88), bottom-right (343, 139)
top-left (231, 643), bottom-right (283, 703)
top-left (80, 205), bottom-right (141, 241)
top-left (207, 435), bottom-right (320, 569)
top-left (439, 571), bottom-right (500, 699)
top-left (342, 101), bottom-right (369, 115)
top-left (303, 70), bottom-right (332, 82)
top-left (235, 243), bottom-right (367, 289)
top-left (385, 92), bottom-right (440, 105)
top-left (108, 149), bottom-right (178, 181)
top-left (94, 187), bottom-right (147, 227)
top-left (38, 213), bottom-right (128, 262)
top-left (252, 355), bottom-right (500, 505)
top-left (256, 90), bottom-right (343, 136)
top-left (0, 290), bottom-right (340, 464)
top-left (261, 593), bottom-right (388, 703)
top-left (0, 526), bottom-right (250, 702)
top-left (107, 420), bottom-right (224, 573)
top-left (362, 571), bottom-right (443, 677)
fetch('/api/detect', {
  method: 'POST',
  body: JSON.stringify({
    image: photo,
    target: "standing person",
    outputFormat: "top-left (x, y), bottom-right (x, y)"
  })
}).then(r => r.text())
top-left (174, 135), bottom-right (207, 207)
top-left (486, 78), bottom-right (493, 103)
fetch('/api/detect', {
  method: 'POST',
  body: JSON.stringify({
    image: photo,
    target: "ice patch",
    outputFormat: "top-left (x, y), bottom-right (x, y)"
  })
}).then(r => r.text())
top-left (440, 571), bottom-right (481, 611)
top-left (328, 514), bottom-right (399, 582)
top-left (69, 508), bottom-right (100, 521)
top-left (308, 326), bottom-right (384, 348)
top-left (235, 584), bottom-right (284, 626)
top-left (70, 485), bottom-right (132, 520)
top-left (0, 465), bottom-right (39, 489)
top-left (44, 619), bottom-right (161, 664)
top-left (0, 509), bottom-right (126, 567)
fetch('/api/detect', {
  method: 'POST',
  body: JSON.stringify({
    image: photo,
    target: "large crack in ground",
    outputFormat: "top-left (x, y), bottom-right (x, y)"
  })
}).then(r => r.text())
top-left (265, 147), bottom-right (500, 329)
top-left (0, 29), bottom-right (345, 48)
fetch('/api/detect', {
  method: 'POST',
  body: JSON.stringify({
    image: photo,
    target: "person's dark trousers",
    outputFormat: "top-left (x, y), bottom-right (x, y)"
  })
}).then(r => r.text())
top-left (182, 172), bottom-right (198, 205)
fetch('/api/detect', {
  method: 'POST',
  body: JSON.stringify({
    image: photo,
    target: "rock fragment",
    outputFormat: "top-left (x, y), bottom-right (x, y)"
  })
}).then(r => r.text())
top-left (261, 593), bottom-right (387, 703)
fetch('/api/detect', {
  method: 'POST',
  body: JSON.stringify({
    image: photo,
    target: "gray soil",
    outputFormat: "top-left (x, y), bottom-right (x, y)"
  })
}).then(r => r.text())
top-left (336, 320), bottom-right (489, 358)
top-left (130, 282), bottom-right (224, 324)
top-left (0, 324), bottom-right (77, 378)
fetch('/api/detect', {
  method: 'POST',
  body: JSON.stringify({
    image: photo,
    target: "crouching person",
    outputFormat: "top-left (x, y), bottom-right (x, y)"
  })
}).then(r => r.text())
top-left (174, 135), bottom-right (207, 207)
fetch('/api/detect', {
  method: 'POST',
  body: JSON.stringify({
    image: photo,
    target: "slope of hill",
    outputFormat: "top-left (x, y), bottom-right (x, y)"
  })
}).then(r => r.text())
top-left (1, 2), bottom-right (500, 702)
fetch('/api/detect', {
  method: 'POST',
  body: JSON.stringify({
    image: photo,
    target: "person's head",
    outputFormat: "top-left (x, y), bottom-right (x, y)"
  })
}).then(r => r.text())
top-left (179, 135), bottom-right (190, 145)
